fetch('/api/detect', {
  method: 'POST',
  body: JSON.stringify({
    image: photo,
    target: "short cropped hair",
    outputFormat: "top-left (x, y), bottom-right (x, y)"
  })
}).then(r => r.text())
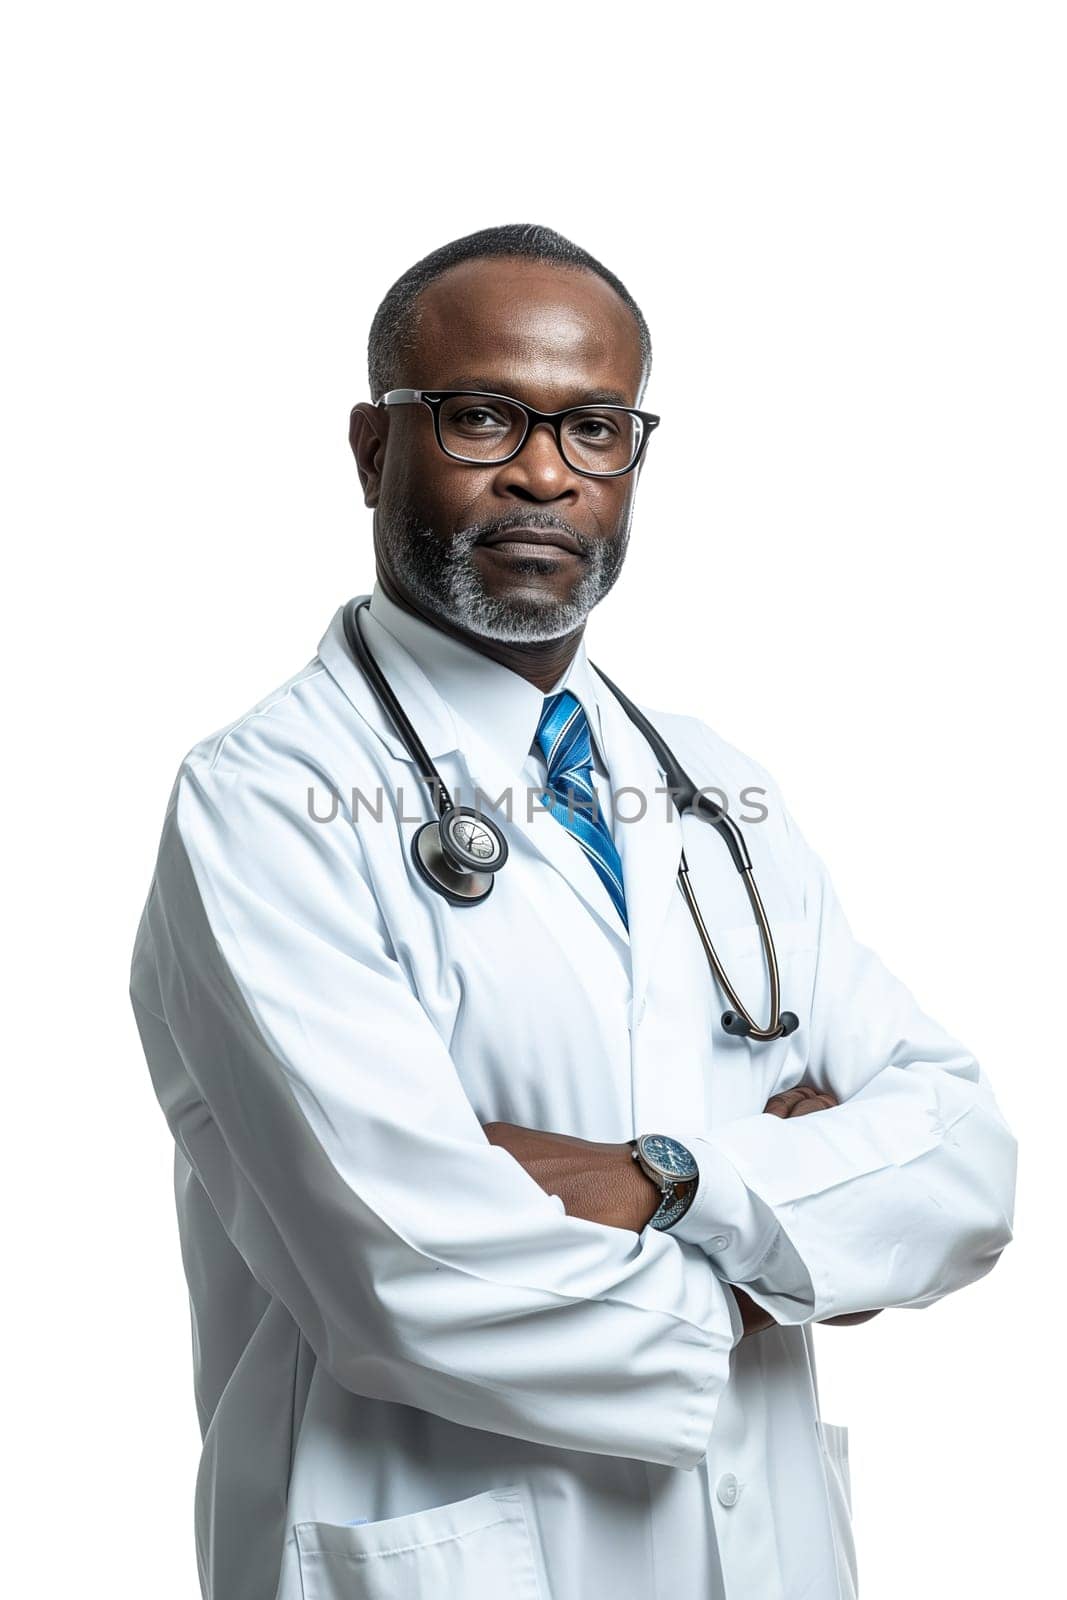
top-left (367, 222), bottom-right (651, 402)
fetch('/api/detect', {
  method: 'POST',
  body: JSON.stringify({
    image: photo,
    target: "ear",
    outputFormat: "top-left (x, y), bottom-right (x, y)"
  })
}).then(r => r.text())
top-left (349, 402), bottom-right (388, 508)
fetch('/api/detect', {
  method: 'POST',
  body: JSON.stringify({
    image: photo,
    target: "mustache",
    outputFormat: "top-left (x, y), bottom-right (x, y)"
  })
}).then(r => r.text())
top-left (460, 509), bottom-right (592, 553)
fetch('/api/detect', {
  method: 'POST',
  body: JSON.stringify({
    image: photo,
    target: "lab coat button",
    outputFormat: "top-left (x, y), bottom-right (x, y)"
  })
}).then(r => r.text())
top-left (716, 1472), bottom-right (740, 1507)
top-left (708, 1234), bottom-right (730, 1252)
top-left (716, 1465), bottom-right (742, 1504)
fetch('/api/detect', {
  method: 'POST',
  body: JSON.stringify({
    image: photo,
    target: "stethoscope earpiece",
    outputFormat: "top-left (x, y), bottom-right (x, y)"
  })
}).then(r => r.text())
top-left (722, 1008), bottom-right (801, 1040)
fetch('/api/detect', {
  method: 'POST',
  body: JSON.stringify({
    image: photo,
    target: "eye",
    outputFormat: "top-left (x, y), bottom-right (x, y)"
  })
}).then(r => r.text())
top-left (442, 401), bottom-right (515, 434)
top-left (566, 413), bottom-right (622, 444)
top-left (455, 407), bottom-right (498, 429)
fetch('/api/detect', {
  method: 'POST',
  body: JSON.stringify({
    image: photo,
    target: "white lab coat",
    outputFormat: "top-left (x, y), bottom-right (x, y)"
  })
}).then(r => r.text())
top-left (130, 584), bottom-right (1017, 1600)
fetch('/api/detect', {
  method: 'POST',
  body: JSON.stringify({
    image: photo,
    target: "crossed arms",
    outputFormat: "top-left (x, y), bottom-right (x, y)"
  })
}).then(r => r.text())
top-left (483, 1084), bottom-right (883, 1341)
top-left (133, 755), bottom-right (1017, 1469)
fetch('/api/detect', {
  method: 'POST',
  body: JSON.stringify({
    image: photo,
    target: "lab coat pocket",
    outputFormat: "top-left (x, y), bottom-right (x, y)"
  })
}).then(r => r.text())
top-left (710, 919), bottom-right (815, 1096)
top-left (817, 1421), bottom-right (858, 1599)
top-left (294, 1484), bottom-right (544, 1600)
top-left (712, 918), bottom-right (816, 968)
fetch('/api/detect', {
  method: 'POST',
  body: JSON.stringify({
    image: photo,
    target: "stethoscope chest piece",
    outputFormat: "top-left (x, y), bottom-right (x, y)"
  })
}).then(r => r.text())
top-left (411, 808), bottom-right (509, 906)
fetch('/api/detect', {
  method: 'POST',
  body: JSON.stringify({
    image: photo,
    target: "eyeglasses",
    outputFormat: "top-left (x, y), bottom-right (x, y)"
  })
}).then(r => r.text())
top-left (378, 388), bottom-right (661, 479)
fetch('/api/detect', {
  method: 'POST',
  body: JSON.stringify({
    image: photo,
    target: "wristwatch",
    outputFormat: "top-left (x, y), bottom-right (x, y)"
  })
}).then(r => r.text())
top-left (630, 1134), bottom-right (700, 1231)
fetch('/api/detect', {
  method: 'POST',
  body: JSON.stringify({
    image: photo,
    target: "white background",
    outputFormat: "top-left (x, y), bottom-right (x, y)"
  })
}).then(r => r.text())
top-left (3, 3), bottom-right (1062, 1595)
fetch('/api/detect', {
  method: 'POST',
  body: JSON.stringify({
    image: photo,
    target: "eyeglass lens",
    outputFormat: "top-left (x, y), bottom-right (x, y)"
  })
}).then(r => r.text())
top-left (437, 394), bottom-right (644, 474)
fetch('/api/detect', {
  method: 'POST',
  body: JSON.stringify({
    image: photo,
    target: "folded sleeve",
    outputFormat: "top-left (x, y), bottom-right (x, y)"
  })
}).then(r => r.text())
top-left (668, 779), bottom-right (1018, 1326)
top-left (669, 1148), bottom-right (818, 1318)
top-left (130, 752), bottom-right (743, 1470)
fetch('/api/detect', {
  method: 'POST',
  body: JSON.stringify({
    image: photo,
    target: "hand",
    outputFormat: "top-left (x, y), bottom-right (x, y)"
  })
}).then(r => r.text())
top-left (753, 1081), bottom-right (883, 1332)
top-left (763, 1083), bottom-right (840, 1118)
top-left (482, 1121), bottom-right (658, 1234)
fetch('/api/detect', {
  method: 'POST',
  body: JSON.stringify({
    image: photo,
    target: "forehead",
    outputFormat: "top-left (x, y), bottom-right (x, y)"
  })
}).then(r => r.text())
top-left (405, 257), bottom-right (645, 407)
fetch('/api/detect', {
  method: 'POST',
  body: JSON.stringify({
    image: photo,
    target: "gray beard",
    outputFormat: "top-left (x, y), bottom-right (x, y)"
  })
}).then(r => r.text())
top-left (375, 504), bottom-right (630, 644)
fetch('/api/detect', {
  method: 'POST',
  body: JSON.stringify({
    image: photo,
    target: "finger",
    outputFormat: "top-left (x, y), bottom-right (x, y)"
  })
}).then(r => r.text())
top-left (764, 1086), bottom-right (817, 1115)
top-left (764, 1086), bottom-right (840, 1116)
top-left (789, 1093), bottom-right (839, 1117)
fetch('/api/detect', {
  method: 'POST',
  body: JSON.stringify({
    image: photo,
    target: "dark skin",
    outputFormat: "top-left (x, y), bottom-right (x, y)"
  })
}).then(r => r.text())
top-left (351, 257), bottom-right (645, 692)
top-left (482, 1088), bottom-right (880, 1339)
top-left (351, 257), bottom-right (882, 1342)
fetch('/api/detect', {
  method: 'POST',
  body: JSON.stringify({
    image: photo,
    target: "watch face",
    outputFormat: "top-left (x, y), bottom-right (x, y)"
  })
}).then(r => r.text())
top-left (640, 1134), bottom-right (698, 1182)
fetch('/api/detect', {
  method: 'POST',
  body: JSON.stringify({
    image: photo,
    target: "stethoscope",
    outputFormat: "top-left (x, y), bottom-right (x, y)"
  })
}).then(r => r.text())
top-left (343, 597), bottom-right (798, 1042)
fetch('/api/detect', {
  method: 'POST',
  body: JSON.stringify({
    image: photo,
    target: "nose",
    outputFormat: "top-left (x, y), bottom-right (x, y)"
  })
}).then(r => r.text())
top-left (496, 420), bottom-right (582, 503)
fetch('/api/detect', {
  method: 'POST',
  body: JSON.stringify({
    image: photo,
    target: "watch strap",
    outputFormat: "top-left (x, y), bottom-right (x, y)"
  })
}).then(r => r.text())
top-left (631, 1143), bottom-right (699, 1231)
top-left (648, 1175), bottom-right (698, 1231)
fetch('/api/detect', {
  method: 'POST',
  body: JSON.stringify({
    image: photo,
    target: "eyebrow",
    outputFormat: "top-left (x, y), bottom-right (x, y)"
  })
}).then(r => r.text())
top-left (440, 377), bottom-right (634, 408)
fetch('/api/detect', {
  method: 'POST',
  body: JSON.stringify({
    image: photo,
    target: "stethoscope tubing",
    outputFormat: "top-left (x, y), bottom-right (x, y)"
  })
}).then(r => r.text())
top-left (342, 597), bottom-right (797, 1042)
top-left (345, 598), bottom-right (451, 819)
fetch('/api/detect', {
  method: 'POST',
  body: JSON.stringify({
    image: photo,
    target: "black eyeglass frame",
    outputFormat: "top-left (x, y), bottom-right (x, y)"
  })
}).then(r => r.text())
top-left (377, 388), bottom-right (661, 479)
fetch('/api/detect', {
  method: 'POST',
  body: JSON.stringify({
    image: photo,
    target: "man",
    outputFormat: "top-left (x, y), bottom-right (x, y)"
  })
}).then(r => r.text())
top-left (130, 223), bottom-right (1017, 1600)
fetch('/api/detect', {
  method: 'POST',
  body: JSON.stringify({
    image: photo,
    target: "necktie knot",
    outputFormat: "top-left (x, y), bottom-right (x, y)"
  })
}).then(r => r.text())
top-left (533, 690), bottom-right (628, 931)
top-left (535, 690), bottom-right (593, 786)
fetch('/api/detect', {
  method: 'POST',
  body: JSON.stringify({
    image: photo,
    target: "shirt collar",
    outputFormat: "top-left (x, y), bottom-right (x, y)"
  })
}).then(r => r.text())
top-left (367, 580), bottom-right (610, 777)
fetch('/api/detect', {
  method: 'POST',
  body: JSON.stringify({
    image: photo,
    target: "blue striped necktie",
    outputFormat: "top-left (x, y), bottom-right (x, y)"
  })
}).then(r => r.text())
top-left (534, 690), bottom-right (629, 931)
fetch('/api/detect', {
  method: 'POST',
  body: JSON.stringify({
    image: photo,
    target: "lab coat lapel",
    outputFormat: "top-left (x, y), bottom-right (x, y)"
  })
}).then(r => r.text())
top-left (318, 601), bottom-right (460, 763)
top-left (591, 673), bottom-right (685, 1019)
top-left (449, 712), bottom-right (633, 952)
top-left (321, 600), bottom-right (681, 975)
top-left (321, 603), bottom-right (632, 948)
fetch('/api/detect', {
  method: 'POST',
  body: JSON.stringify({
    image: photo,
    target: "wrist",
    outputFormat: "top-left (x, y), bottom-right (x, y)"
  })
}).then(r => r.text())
top-left (630, 1134), bottom-right (700, 1232)
top-left (626, 1148), bottom-right (663, 1230)
top-left (732, 1285), bottom-right (778, 1340)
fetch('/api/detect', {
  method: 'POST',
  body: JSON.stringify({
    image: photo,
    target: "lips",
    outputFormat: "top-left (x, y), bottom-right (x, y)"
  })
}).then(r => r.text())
top-left (477, 526), bottom-right (583, 556)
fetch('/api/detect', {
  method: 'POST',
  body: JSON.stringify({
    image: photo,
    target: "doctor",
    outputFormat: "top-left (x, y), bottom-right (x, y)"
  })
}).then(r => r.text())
top-left (130, 222), bottom-right (1017, 1600)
